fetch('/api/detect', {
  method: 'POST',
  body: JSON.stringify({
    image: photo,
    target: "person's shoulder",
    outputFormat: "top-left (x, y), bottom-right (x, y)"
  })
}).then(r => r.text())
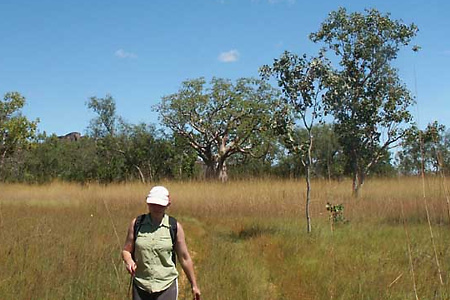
top-left (126, 217), bottom-right (138, 232)
top-left (174, 220), bottom-right (183, 231)
top-left (132, 214), bottom-right (146, 226)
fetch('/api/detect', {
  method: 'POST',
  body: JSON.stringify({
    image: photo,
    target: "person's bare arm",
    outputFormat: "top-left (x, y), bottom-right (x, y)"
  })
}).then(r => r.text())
top-left (174, 222), bottom-right (201, 300)
top-left (121, 218), bottom-right (137, 276)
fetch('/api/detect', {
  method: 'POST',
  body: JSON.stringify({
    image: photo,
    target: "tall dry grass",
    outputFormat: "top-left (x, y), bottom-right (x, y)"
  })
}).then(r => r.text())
top-left (0, 177), bottom-right (449, 299)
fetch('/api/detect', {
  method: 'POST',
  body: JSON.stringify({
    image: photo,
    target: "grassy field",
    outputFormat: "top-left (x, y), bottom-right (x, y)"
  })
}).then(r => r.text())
top-left (0, 177), bottom-right (449, 299)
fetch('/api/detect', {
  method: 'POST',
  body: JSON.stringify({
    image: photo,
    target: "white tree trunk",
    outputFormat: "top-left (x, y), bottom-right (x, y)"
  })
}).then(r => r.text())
top-left (218, 162), bottom-right (228, 183)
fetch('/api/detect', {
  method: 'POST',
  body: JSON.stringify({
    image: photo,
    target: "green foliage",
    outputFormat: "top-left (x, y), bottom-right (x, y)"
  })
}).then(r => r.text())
top-left (2, 93), bottom-right (198, 183)
top-left (397, 121), bottom-right (450, 175)
top-left (310, 7), bottom-right (418, 194)
top-left (20, 134), bottom-right (98, 183)
top-left (0, 92), bottom-right (39, 179)
top-left (273, 124), bottom-right (346, 179)
top-left (84, 95), bottom-right (124, 182)
top-left (155, 77), bottom-right (281, 181)
top-left (226, 151), bottom-right (275, 179)
top-left (260, 51), bottom-right (330, 159)
top-left (16, 130), bottom-right (198, 184)
top-left (261, 50), bottom-right (333, 232)
top-left (367, 149), bottom-right (396, 177)
top-left (115, 123), bottom-right (198, 182)
top-left (326, 202), bottom-right (346, 224)
top-left (86, 94), bottom-right (119, 138)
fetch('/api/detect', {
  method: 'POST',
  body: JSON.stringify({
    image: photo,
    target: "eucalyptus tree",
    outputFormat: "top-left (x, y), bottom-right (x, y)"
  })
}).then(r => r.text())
top-left (86, 95), bottom-right (126, 182)
top-left (310, 7), bottom-right (418, 195)
top-left (261, 52), bottom-right (330, 232)
top-left (155, 77), bottom-right (280, 182)
top-left (397, 122), bottom-right (448, 175)
top-left (0, 92), bottom-right (39, 179)
top-left (86, 94), bottom-right (119, 138)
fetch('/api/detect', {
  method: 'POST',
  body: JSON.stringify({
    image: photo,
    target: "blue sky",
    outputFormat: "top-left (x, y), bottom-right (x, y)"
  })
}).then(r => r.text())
top-left (1, 0), bottom-right (449, 136)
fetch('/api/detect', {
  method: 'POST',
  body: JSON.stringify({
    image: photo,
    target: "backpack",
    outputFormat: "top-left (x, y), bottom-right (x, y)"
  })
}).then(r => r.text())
top-left (133, 214), bottom-right (178, 265)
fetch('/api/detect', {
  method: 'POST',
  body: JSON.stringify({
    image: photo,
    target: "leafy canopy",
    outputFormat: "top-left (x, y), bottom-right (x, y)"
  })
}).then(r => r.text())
top-left (310, 7), bottom-right (418, 190)
top-left (155, 77), bottom-right (280, 179)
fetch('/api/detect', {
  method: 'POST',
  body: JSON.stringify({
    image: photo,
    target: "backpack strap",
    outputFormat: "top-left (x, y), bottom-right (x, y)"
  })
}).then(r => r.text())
top-left (132, 214), bottom-right (146, 260)
top-left (133, 214), bottom-right (146, 240)
top-left (169, 216), bottom-right (178, 265)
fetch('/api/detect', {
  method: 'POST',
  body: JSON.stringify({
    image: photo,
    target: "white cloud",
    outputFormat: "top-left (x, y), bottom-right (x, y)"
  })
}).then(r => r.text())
top-left (115, 49), bottom-right (137, 59)
top-left (218, 49), bottom-right (240, 63)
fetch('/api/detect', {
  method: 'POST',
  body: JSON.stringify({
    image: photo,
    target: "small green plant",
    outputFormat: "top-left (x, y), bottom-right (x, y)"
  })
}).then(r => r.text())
top-left (326, 202), bottom-right (347, 224)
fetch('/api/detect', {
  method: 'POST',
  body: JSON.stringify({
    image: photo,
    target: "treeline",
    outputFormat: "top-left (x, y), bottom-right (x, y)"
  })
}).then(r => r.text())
top-left (1, 8), bottom-right (449, 186)
top-left (1, 95), bottom-right (448, 184)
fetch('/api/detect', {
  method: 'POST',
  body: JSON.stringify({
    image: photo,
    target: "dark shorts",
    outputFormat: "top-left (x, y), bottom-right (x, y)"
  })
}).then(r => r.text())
top-left (132, 279), bottom-right (178, 300)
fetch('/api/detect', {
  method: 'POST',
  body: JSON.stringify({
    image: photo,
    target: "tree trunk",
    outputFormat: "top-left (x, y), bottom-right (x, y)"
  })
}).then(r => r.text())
top-left (0, 149), bottom-right (6, 178)
top-left (205, 162), bottom-right (216, 180)
top-left (218, 162), bottom-right (228, 183)
top-left (134, 165), bottom-right (145, 184)
top-left (305, 164), bottom-right (312, 233)
top-left (327, 156), bottom-right (332, 182)
top-left (351, 153), bottom-right (362, 197)
top-left (359, 170), bottom-right (365, 187)
top-left (352, 170), bottom-right (364, 197)
top-left (218, 134), bottom-right (229, 183)
top-left (305, 135), bottom-right (313, 233)
top-left (147, 162), bottom-right (154, 182)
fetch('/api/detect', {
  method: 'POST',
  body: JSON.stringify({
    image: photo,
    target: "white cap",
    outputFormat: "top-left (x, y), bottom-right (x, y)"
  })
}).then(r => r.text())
top-left (146, 186), bottom-right (170, 206)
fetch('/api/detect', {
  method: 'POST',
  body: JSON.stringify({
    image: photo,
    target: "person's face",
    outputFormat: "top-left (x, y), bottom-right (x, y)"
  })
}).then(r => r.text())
top-left (147, 203), bottom-right (167, 214)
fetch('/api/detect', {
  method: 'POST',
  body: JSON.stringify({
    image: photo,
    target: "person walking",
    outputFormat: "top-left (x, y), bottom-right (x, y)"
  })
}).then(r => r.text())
top-left (122, 186), bottom-right (201, 300)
